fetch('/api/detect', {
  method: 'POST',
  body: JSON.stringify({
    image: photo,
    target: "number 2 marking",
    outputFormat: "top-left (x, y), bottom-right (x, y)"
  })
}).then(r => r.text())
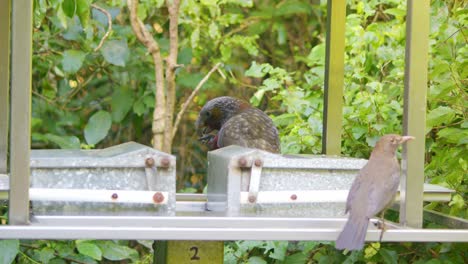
top-left (190, 246), bottom-right (200, 260)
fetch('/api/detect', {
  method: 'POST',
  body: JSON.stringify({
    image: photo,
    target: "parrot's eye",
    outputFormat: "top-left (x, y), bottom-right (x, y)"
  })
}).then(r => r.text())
top-left (205, 111), bottom-right (211, 117)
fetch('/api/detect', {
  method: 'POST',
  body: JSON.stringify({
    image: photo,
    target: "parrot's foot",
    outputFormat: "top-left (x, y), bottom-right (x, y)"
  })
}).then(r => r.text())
top-left (198, 134), bottom-right (215, 144)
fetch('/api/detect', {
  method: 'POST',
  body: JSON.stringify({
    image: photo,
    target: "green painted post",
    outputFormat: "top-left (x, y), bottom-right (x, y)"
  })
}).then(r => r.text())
top-left (322, 0), bottom-right (346, 155)
top-left (0, 0), bottom-right (10, 174)
top-left (8, 0), bottom-right (33, 225)
top-left (400, 0), bottom-right (430, 228)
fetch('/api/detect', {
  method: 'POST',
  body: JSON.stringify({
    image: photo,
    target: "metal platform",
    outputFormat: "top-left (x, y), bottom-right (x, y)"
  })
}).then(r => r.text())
top-left (1, 203), bottom-right (467, 242)
top-left (1, 193), bottom-right (467, 241)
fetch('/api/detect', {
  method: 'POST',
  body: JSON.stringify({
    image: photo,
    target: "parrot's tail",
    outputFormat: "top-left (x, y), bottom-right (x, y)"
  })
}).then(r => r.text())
top-left (335, 214), bottom-right (369, 251)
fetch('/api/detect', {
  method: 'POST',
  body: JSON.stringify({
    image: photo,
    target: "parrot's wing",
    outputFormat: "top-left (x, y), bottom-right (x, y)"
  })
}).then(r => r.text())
top-left (218, 108), bottom-right (280, 153)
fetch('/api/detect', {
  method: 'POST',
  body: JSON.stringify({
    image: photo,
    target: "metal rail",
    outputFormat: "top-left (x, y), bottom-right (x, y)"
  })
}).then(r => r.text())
top-left (0, 215), bottom-right (467, 242)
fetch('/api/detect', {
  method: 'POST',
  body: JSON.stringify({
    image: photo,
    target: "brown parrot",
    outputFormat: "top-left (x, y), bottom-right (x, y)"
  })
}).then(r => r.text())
top-left (335, 134), bottom-right (414, 251)
top-left (195, 96), bottom-right (280, 153)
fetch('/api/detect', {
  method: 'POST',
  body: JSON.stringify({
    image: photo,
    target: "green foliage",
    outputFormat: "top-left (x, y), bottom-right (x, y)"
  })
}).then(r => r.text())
top-left (0, 240), bottom-right (19, 264)
top-left (0, 240), bottom-right (147, 264)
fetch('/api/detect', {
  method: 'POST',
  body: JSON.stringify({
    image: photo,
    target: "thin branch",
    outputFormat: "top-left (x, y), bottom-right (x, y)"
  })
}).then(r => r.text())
top-left (163, 0), bottom-right (181, 152)
top-left (172, 62), bottom-right (222, 140)
top-left (127, 0), bottom-right (166, 150)
top-left (91, 4), bottom-right (113, 52)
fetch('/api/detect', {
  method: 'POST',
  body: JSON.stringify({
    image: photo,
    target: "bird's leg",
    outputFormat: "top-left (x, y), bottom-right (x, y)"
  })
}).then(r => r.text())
top-left (378, 210), bottom-right (387, 242)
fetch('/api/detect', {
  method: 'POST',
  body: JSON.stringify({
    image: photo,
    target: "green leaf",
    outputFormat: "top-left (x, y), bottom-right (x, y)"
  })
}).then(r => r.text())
top-left (437, 128), bottom-right (468, 145)
top-left (48, 259), bottom-right (67, 264)
top-left (265, 241), bottom-right (288, 260)
top-left (247, 256), bottom-right (267, 264)
top-left (283, 252), bottom-right (308, 264)
top-left (191, 27), bottom-right (200, 48)
top-left (77, 242), bottom-right (103, 261)
top-left (45, 134), bottom-right (81, 149)
top-left (84, 111), bottom-right (112, 145)
top-left (62, 0), bottom-right (77, 18)
top-left (379, 248), bottom-right (398, 264)
top-left (77, 0), bottom-right (91, 28)
top-left (208, 22), bottom-right (220, 39)
top-left (62, 50), bottom-right (87, 74)
top-left (0, 240), bottom-right (20, 264)
top-left (245, 61), bottom-right (272, 78)
top-left (307, 43), bottom-right (325, 66)
top-left (39, 248), bottom-right (56, 264)
top-left (426, 106), bottom-right (456, 129)
top-left (101, 40), bottom-right (130, 67)
top-left (96, 241), bottom-right (138, 261)
top-left (133, 99), bottom-right (146, 116)
top-left (111, 87), bottom-right (135, 122)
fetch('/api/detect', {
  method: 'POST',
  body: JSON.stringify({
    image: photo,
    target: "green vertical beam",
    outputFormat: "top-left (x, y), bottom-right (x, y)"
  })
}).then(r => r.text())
top-left (400, 0), bottom-right (430, 228)
top-left (322, 0), bottom-right (346, 155)
top-left (0, 0), bottom-right (10, 174)
top-left (9, 0), bottom-right (33, 225)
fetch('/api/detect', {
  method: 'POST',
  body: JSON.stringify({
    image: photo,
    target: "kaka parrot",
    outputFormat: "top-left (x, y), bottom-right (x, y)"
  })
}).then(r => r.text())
top-left (195, 96), bottom-right (280, 153)
top-left (335, 134), bottom-right (414, 251)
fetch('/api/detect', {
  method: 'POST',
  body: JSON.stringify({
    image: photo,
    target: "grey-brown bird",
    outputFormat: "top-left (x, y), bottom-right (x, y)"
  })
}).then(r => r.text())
top-left (335, 134), bottom-right (414, 251)
top-left (195, 96), bottom-right (280, 153)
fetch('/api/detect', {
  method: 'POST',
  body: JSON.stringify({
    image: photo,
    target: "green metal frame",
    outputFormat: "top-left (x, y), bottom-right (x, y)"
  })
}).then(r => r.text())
top-left (0, 0), bottom-right (10, 174)
top-left (8, 0), bottom-right (33, 225)
top-left (322, 0), bottom-right (346, 156)
top-left (400, 0), bottom-right (430, 228)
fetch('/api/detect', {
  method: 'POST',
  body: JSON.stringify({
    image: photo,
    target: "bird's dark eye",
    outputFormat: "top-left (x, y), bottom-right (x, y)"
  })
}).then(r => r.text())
top-left (205, 111), bottom-right (211, 117)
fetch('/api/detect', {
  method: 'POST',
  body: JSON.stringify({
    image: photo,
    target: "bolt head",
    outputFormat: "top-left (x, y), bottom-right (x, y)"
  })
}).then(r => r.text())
top-left (153, 192), bottom-right (165, 203)
top-left (160, 157), bottom-right (170, 167)
top-left (145, 157), bottom-right (155, 167)
top-left (248, 195), bottom-right (256, 203)
top-left (238, 157), bottom-right (248, 167)
top-left (254, 159), bottom-right (262, 167)
top-left (290, 194), bottom-right (297, 200)
top-left (111, 193), bottom-right (118, 199)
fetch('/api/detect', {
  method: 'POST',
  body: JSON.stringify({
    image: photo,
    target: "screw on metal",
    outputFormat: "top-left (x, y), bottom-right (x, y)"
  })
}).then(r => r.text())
top-left (153, 192), bottom-right (165, 203)
top-left (111, 193), bottom-right (118, 200)
top-left (248, 195), bottom-right (257, 203)
top-left (254, 159), bottom-right (262, 167)
top-left (145, 157), bottom-right (155, 167)
top-left (160, 157), bottom-right (170, 168)
top-left (290, 194), bottom-right (297, 201)
top-left (238, 157), bottom-right (248, 167)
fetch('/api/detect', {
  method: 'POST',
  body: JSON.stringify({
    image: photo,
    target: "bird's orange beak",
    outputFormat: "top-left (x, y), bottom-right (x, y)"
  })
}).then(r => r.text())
top-left (401, 136), bottom-right (415, 143)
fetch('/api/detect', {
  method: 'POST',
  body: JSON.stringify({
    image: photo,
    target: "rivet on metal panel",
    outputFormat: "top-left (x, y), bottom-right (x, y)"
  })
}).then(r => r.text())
top-left (153, 192), bottom-right (165, 203)
top-left (254, 159), bottom-right (262, 167)
top-left (111, 193), bottom-right (118, 200)
top-left (290, 194), bottom-right (297, 201)
top-left (145, 157), bottom-right (155, 167)
top-left (238, 157), bottom-right (248, 167)
top-left (248, 195), bottom-right (256, 203)
top-left (160, 157), bottom-right (170, 168)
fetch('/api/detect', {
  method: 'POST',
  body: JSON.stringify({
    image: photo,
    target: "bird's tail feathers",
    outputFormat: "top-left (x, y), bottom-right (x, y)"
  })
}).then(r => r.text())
top-left (335, 214), bottom-right (369, 251)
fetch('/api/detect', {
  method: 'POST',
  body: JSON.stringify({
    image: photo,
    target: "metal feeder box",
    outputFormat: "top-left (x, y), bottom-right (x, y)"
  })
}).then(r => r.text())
top-left (207, 145), bottom-right (371, 217)
top-left (30, 142), bottom-right (176, 216)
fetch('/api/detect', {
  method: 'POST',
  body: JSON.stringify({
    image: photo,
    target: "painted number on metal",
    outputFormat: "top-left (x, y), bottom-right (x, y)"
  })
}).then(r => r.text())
top-left (167, 241), bottom-right (223, 263)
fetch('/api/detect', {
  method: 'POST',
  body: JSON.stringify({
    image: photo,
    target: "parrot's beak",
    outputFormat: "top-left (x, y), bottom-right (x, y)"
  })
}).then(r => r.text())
top-left (400, 136), bottom-right (415, 143)
top-left (195, 117), bottom-right (213, 137)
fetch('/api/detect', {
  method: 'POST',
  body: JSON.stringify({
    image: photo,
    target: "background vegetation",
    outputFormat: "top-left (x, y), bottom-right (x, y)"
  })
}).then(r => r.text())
top-left (1, 0), bottom-right (466, 263)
